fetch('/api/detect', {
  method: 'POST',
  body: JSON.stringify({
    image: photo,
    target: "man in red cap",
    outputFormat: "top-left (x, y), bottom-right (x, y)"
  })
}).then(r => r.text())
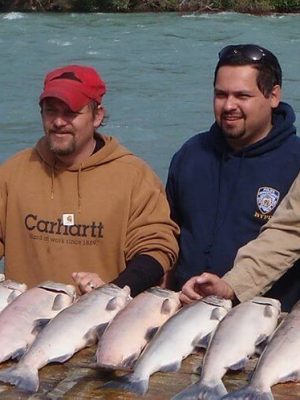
top-left (0, 64), bottom-right (179, 296)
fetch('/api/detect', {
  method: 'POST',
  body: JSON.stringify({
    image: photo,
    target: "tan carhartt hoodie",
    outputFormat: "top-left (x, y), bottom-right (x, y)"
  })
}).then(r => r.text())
top-left (0, 134), bottom-right (179, 287)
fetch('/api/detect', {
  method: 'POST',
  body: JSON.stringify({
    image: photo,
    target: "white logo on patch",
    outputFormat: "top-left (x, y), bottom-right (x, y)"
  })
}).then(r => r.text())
top-left (62, 213), bottom-right (75, 226)
top-left (257, 187), bottom-right (280, 215)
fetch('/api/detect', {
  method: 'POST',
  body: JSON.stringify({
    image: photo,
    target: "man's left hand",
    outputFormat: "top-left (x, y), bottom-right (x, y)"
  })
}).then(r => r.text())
top-left (72, 271), bottom-right (105, 294)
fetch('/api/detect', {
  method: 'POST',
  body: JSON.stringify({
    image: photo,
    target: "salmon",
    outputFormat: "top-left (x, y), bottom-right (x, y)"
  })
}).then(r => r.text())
top-left (97, 286), bottom-right (181, 370)
top-left (0, 281), bottom-right (76, 364)
top-left (0, 283), bottom-right (131, 393)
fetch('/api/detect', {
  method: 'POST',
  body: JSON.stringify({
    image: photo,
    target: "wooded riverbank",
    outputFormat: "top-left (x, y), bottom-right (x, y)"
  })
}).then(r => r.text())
top-left (1, 0), bottom-right (300, 14)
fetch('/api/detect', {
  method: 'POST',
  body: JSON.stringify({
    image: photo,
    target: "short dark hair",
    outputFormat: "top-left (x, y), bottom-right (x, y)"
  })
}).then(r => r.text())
top-left (214, 44), bottom-right (282, 97)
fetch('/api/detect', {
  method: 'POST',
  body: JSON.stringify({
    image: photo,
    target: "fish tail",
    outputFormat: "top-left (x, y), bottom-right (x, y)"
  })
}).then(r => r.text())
top-left (102, 375), bottom-right (149, 395)
top-left (0, 364), bottom-right (39, 393)
top-left (171, 380), bottom-right (227, 400)
top-left (223, 384), bottom-right (273, 400)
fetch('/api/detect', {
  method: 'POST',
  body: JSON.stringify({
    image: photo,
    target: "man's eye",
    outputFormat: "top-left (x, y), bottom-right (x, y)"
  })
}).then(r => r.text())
top-left (65, 111), bottom-right (77, 118)
top-left (45, 108), bottom-right (55, 113)
top-left (238, 94), bottom-right (251, 99)
top-left (215, 92), bottom-right (226, 98)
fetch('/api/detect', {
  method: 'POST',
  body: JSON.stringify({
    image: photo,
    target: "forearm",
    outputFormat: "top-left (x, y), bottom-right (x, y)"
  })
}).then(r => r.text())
top-left (112, 254), bottom-right (165, 297)
top-left (223, 231), bottom-right (300, 302)
top-left (224, 218), bottom-right (300, 302)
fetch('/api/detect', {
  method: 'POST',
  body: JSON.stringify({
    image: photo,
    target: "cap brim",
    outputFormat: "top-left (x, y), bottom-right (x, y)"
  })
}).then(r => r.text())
top-left (39, 81), bottom-right (90, 112)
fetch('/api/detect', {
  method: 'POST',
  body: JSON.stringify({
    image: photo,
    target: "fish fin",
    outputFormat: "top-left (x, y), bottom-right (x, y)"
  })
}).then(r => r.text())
top-left (106, 296), bottom-right (121, 311)
top-left (52, 293), bottom-right (68, 311)
top-left (31, 318), bottom-right (51, 335)
top-left (83, 327), bottom-right (98, 347)
top-left (277, 370), bottom-right (300, 383)
top-left (96, 322), bottom-right (109, 340)
top-left (102, 375), bottom-right (149, 395)
top-left (171, 381), bottom-right (227, 400)
top-left (0, 365), bottom-right (39, 393)
top-left (228, 357), bottom-right (248, 371)
top-left (7, 290), bottom-right (20, 303)
top-left (11, 346), bottom-right (29, 361)
top-left (255, 334), bottom-right (268, 355)
top-left (210, 306), bottom-right (226, 321)
top-left (193, 363), bottom-right (202, 375)
top-left (160, 360), bottom-right (181, 373)
top-left (192, 331), bottom-right (213, 350)
top-left (50, 352), bottom-right (74, 363)
top-left (122, 285), bottom-right (131, 296)
top-left (264, 304), bottom-right (275, 318)
top-left (161, 298), bottom-right (172, 314)
top-left (145, 326), bottom-right (159, 341)
top-left (222, 384), bottom-right (273, 399)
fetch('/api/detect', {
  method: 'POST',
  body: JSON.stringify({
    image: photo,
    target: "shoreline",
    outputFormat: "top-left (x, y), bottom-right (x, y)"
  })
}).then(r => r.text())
top-left (1, 1), bottom-right (300, 14)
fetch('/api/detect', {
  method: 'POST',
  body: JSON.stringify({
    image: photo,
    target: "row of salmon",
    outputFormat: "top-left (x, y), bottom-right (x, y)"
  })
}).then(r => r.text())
top-left (100, 290), bottom-right (300, 400)
top-left (0, 276), bottom-right (300, 398)
top-left (0, 277), bottom-right (184, 392)
top-left (102, 292), bottom-right (300, 400)
top-left (0, 278), bottom-right (133, 392)
top-left (98, 289), bottom-right (300, 400)
top-left (99, 294), bottom-right (280, 399)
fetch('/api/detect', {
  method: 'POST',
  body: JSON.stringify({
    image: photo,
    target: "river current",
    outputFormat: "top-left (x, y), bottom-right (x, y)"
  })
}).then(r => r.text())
top-left (0, 11), bottom-right (299, 182)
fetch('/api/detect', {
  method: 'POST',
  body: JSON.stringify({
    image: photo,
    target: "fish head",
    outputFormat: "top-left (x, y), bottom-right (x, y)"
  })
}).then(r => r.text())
top-left (38, 281), bottom-right (76, 297)
top-left (202, 295), bottom-right (232, 311)
top-left (0, 280), bottom-right (27, 293)
top-left (251, 296), bottom-right (281, 319)
top-left (147, 287), bottom-right (181, 310)
top-left (38, 281), bottom-right (77, 310)
top-left (251, 296), bottom-right (281, 310)
top-left (96, 284), bottom-right (132, 311)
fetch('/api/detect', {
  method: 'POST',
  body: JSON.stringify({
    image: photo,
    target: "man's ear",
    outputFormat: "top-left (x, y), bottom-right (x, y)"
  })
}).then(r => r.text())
top-left (271, 85), bottom-right (281, 109)
top-left (94, 105), bottom-right (105, 128)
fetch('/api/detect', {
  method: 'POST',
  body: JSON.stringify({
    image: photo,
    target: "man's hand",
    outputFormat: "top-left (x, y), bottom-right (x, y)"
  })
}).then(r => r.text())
top-left (180, 272), bottom-right (235, 305)
top-left (72, 272), bottom-right (105, 295)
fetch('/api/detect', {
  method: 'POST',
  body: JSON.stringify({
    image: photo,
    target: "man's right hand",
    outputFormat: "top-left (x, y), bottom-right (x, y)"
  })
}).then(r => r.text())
top-left (179, 272), bottom-right (235, 305)
top-left (72, 271), bottom-right (105, 295)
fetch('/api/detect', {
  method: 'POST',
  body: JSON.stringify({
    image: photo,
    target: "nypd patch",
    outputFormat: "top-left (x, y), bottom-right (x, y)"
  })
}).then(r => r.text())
top-left (257, 187), bottom-right (280, 215)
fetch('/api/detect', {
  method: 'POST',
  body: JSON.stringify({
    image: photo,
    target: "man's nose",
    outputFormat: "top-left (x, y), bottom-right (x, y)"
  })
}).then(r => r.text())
top-left (223, 95), bottom-right (237, 110)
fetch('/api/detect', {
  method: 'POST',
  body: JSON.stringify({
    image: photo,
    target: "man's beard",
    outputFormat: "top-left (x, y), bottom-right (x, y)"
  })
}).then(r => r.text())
top-left (220, 112), bottom-right (246, 141)
top-left (222, 129), bottom-right (246, 141)
top-left (47, 135), bottom-right (76, 156)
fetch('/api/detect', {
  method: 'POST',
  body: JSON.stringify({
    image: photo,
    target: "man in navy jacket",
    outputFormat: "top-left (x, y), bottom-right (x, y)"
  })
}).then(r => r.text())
top-left (166, 44), bottom-right (300, 311)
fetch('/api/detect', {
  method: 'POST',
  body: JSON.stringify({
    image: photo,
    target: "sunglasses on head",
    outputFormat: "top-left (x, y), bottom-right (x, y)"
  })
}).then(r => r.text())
top-left (219, 44), bottom-right (276, 61)
top-left (218, 44), bottom-right (281, 85)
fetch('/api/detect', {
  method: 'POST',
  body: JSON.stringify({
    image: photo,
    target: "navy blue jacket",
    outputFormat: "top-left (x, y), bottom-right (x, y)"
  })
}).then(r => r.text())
top-left (166, 102), bottom-right (300, 311)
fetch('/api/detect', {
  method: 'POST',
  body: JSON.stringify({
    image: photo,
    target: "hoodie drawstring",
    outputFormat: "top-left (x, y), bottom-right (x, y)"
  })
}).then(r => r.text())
top-left (51, 167), bottom-right (55, 200)
top-left (50, 164), bottom-right (82, 213)
top-left (77, 164), bottom-right (82, 213)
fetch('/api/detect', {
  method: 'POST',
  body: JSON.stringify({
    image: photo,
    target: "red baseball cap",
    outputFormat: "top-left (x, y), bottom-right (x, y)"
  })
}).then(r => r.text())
top-left (39, 64), bottom-right (106, 112)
